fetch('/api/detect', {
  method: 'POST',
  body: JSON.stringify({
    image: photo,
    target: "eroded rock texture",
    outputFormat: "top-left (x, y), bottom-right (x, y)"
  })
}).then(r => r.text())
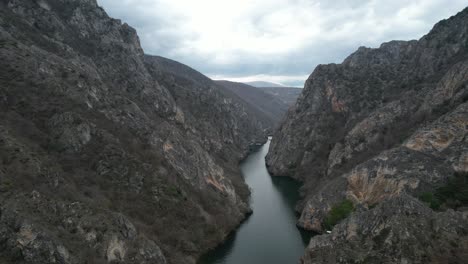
top-left (301, 195), bottom-right (468, 264)
top-left (266, 7), bottom-right (468, 263)
top-left (0, 0), bottom-right (268, 263)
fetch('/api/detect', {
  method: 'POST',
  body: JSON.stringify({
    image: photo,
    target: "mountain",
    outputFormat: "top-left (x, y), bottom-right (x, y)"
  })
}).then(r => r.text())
top-left (258, 87), bottom-right (302, 106)
top-left (146, 55), bottom-right (276, 134)
top-left (0, 1), bottom-right (268, 263)
top-left (267, 7), bottom-right (468, 263)
top-left (244, 81), bottom-right (284, 88)
top-left (215, 81), bottom-right (290, 128)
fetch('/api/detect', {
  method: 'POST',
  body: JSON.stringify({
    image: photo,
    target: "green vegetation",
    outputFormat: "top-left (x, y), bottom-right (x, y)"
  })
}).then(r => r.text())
top-left (323, 199), bottom-right (355, 231)
top-left (419, 192), bottom-right (442, 210)
top-left (0, 179), bottom-right (13, 192)
top-left (160, 185), bottom-right (186, 201)
top-left (419, 172), bottom-right (468, 210)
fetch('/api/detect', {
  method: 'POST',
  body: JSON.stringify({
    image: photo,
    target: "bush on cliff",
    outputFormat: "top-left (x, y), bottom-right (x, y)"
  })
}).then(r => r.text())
top-left (323, 199), bottom-right (355, 231)
top-left (419, 172), bottom-right (468, 210)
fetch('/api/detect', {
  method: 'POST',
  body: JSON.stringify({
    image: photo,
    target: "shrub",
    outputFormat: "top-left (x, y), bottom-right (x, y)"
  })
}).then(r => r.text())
top-left (419, 172), bottom-right (468, 210)
top-left (323, 199), bottom-right (355, 231)
top-left (419, 192), bottom-right (441, 210)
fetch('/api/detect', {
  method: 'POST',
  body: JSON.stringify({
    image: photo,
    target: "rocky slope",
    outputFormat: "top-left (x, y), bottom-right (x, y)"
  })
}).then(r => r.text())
top-left (266, 7), bottom-right (468, 263)
top-left (215, 81), bottom-right (289, 128)
top-left (0, 0), bottom-right (268, 263)
top-left (143, 57), bottom-right (273, 135)
top-left (258, 87), bottom-right (302, 107)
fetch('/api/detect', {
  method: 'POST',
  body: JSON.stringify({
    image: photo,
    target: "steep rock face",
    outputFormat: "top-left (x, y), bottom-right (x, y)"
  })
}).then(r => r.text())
top-left (0, 1), bottom-right (266, 263)
top-left (297, 102), bottom-right (467, 231)
top-left (267, 8), bottom-right (468, 180)
top-left (301, 195), bottom-right (468, 264)
top-left (215, 81), bottom-right (289, 128)
top-left (266, 7), bottom-right (468, 262)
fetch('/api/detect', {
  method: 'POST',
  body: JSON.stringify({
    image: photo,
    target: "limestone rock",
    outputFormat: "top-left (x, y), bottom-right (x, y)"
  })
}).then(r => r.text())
top-left (266, 7), bottom-right (468, 262)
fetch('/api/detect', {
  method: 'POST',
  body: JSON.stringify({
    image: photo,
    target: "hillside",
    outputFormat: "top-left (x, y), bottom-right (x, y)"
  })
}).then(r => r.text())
top-left (215, 81), bottom-right (290, 128)
top-left (0, 1), bottom-right (268, 263)
top-left (267, 7), bottom-right (468, 263)
top-left (258, 87), bottom-right (302, 106)
top-left (145, 56), bottom-right (275, 134)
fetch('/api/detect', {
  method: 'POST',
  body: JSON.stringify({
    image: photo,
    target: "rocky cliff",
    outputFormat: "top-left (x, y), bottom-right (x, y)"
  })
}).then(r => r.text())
top-left (266, 7), bottom-right (468, 263)
top-left (0, 0), bottom-right (267, 263)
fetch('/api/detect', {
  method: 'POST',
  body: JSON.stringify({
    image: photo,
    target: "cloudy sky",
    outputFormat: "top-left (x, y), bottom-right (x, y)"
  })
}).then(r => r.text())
top-left (97, 0), bottom-right (466, 87)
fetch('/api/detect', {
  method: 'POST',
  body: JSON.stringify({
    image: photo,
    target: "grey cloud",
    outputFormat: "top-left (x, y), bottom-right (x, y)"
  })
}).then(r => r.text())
top-left (96, 0), bottom-right (467, 87)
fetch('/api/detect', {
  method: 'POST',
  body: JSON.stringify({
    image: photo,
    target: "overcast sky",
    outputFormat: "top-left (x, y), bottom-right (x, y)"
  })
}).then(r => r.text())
top-left (97, 0), bottom-right (466, 87)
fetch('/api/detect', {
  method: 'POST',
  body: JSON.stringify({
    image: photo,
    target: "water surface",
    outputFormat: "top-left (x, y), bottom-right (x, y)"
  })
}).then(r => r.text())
top-left (199, 139), bottom-right (311, 264)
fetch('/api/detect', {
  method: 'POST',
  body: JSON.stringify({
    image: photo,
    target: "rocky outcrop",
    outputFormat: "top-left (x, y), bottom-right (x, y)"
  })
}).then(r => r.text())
top-left (301, 195), bottom-right (468, 264)
top-left (0, 1), bottom-right (267, 263)
top-left (297, 102), bottom-right (467, 232)
top-left (266, 7), bottom-right (468, 262)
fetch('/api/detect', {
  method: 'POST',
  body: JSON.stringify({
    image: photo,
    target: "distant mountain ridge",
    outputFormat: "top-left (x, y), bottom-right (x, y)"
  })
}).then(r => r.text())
top-left (215, 81), bottom-right (290, 128)
top-left (258, 87), bottom-right (302, 107)
top-left (142, 58), bottom-right (300, 131)
top-left (146, 56), bottom-right (276, 132)
top-left (244, 81), bottom-right (284, 87)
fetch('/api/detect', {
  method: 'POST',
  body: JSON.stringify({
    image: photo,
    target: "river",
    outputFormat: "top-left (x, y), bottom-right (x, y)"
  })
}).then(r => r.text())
top-left (199, 138), bottom-right (311, 264)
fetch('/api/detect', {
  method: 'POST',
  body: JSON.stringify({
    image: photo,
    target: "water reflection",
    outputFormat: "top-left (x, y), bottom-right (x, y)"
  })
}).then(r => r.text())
top-left (198, 139), bottom-right (313, 264)
top-left (270, 176), bottom-right (313, 247)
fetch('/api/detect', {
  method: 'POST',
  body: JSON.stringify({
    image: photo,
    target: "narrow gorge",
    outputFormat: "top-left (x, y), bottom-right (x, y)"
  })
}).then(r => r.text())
top-left (199, 139), bottom-right (311, 264)
top-left (1, 1), bottom-right (468, 264)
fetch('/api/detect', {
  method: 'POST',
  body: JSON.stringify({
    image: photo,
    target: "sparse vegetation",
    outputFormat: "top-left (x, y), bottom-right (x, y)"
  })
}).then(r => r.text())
top-left (0, 179), bottom-right (13, 192)
top-left (323, 199), bottom-right (355, 230)
top-left (419, 172), bottom-right (468, 210)
top-left (419, 192), bottom-right (442, 210)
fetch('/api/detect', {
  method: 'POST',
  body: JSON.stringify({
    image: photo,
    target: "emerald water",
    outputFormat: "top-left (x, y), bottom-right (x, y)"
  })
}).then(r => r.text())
top-left (199, 138), bottom-right (311, 264)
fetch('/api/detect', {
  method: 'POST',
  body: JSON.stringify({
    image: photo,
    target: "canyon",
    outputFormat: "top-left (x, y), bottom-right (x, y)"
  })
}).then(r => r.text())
top-left (1, 1), bottom-right (468, 264)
